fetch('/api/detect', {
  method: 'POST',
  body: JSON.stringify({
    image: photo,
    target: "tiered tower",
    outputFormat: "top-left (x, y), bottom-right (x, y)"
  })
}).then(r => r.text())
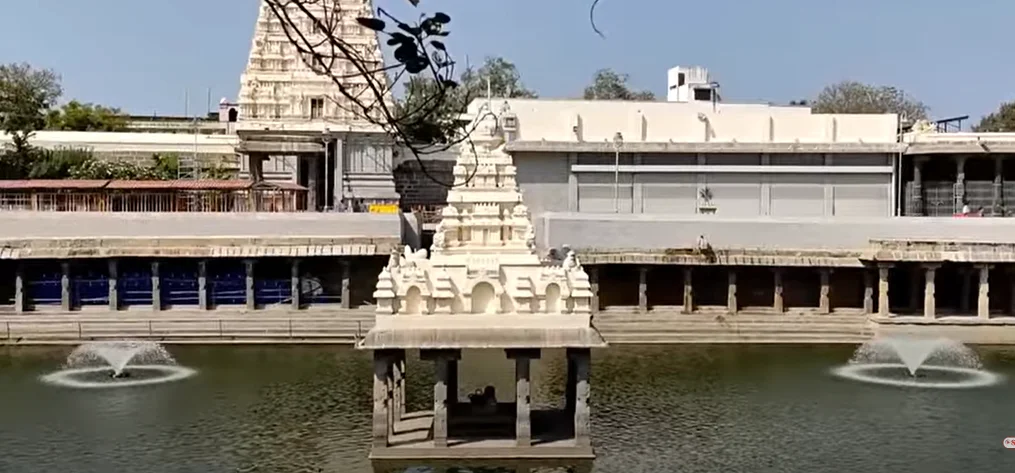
top-left (238, 0), bottom-right (388, 130)
top-left (372, 108), bottom-right (593, 316)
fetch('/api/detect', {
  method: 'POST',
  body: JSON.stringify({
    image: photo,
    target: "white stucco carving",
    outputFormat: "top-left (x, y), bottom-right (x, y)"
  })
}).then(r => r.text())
top-left (373, 124), bottom-right (593, 316)
top-left (238, 0), bottom-right (389, 131)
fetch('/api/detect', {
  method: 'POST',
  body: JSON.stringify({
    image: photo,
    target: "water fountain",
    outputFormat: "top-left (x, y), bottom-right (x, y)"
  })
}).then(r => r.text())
top-left (832, 336), bottom-right (1002, 389)
top-left (40, 341), bottom-right (196, 389)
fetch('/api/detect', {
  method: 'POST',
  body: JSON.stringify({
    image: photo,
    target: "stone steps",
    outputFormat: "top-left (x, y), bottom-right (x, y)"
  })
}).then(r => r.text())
top-left (604, 333), bottom-right (867, 344)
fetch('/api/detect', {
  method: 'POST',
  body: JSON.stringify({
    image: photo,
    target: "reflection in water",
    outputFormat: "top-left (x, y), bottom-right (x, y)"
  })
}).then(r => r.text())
top-left (0, 345), bottom-right (1013, 473)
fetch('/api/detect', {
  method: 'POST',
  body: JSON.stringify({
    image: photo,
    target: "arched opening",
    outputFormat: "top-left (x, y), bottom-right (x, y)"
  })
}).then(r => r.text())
top-left (404, 286), bottom-right (422, 315)
top-left (545, 283), bottom-right (561, 314)
top-left (227, 108), bottom-right (238, 122)
top-left (471, 282), bottom-right (496, 314)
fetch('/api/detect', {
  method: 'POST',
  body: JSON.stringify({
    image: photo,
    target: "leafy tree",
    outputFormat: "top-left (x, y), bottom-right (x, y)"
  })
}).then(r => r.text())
top-left (583, 68), bottom-right (655, 101)
top-left (395, 56), bottom-right (533, 146)
top-left (0, 63), bottom-right (62, 156)
top-left (459, 57), bottom-right (537, 99)
top-left (973, 101), bottom-right (1015, 132)
top-left (46, 100), bottom-right (128, 132)
top-left (583, 69), bottom-right (655, 101)
top-left (811, 81), bottom-right (928, 120)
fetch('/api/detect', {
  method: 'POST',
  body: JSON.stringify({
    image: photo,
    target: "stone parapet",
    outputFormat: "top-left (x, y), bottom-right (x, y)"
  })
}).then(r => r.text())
top-left (865, 239), bottom-right (1015, 263)
top-left (0, 211), bottom-right (403, 258)
top-left (0, 236), bottom-right (397, 259)
top-left (575, 248), bottom-right (864, 267)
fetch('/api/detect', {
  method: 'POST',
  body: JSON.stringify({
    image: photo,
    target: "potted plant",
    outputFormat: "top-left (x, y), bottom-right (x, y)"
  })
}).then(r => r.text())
top-left (698, 187), bottom-right (716, 214)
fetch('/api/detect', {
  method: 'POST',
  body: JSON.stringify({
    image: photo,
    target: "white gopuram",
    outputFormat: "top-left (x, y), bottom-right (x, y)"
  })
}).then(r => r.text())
top-left (366, 104), bottom-right (598, 347)
top-left (238, 0), bottom-right (388, 132)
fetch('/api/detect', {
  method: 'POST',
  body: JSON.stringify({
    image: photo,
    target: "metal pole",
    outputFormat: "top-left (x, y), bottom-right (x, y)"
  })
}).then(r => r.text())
top-left (613, 148), bottom-right (620, 213)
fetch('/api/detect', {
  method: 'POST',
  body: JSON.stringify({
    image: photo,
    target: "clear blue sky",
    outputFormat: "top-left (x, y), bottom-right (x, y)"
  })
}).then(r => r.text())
top-left (1, 0), bottom-right (1012, 123)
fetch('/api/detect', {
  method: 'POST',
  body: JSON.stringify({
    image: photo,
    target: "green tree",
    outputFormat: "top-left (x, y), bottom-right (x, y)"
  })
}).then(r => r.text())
top-left (395, 56), bottom-right (534, 145)
top-left (974, 101), bottom-right (1015, 132)
top-left (0, 63), bottom-right (62, 169)
top-left (459, 56), bottom-right (537, 99)
top-left (812, 81), bottom-right (928, 120)
top-left (583, 69), bottom-right (655, 101)
top-left (46, 100), bottom-right (128, 131)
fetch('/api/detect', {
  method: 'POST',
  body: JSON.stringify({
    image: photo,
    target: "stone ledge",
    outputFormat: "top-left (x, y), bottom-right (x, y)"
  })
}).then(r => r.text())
top-left (0, 238), bottom-right (398, 259)
top-left (575, 248), bottom-right (864, 267)
top-left (870, 315), bottom-right (1015, 326)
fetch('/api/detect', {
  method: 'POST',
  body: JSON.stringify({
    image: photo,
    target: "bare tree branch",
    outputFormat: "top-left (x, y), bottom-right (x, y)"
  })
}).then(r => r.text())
top-left (263, 0), bottom-right (485, 188)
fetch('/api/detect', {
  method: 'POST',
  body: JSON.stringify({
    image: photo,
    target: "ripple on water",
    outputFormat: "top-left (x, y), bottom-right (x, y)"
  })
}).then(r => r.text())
top-left (39, 365), bottom-right (197, 389)
top-left (831, 363), bottom-right (1003, 389)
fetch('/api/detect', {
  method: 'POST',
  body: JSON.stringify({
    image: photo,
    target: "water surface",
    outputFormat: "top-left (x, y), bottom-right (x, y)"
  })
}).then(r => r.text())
top-left (1, 344), bottom-right (1013, 472)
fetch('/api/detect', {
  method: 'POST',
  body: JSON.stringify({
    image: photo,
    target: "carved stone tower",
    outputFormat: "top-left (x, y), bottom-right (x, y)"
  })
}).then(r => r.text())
top-left (370, 103), bottom-right (594, 317)
top-left (238, 0), bottom-right (388, 131)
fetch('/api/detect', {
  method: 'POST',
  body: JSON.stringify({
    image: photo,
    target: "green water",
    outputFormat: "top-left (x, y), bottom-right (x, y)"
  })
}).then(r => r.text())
top-left (1, 344), bottom-right (1014, 472)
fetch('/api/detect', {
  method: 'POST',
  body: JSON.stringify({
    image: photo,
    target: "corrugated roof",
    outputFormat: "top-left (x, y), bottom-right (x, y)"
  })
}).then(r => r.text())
top-left (0, 180), bottom-right (110, 190)
top-left (0, 179), bottom-right (307, 191)
top-left (105, 180), bottom-right (251, 190)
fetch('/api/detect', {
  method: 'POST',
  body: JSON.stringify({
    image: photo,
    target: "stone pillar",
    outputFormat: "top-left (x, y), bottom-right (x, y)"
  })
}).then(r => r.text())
top-left (372, 351), bottom-right (390, 448)
top-left (386, 358), bottom-right (395, 436)
top-left (290, 258), bottom-right (302, 310)
top-left (959, 268), bottom-right (972, 313)
top-left (977, 264), bottom-right (991, 319)
top-left (198, 260), bottom-right (209, 311)
top-left (108, 260), bottom-right (119, 311)
top-left (151, 261), bottom-right (161, 312)
top-left (878, 264), bottom-right (891, 317)
top-left (912, 157), bottom-right (926, 216)
top-left (14, 263), bottom-right (25, 313)
top-left (308, 156), bottom-right (320, 211)
top-left (244, 259), bottom-right (256, 311)
top-left (923, 264), bottom-right (939, 319)
top-left (819, 268), bottom-right (831, 315)
top-left (515, 356), bottom-right (532, 447)
top-left (682, 267), bottom-right (693, 314)
top-left (433, 357), bottom-right (449, 447)
top-left (727, 270), bottom-right (737, 314)
top-left (638, 266), bottom-right (648, 314)
top-left (333, 139), bottom-right (345, 210)
top-left (247, 153), bottom-right (265, 182)
top-left (993, 156), bottom-right (1004, 216)
top-left (60, 262), bottom-right (71, 311)
top-left (589, 266), bottom-right (600, 314)
top-left (340, 259), bottom-right (351, 309)
top-left (863, 269), bottom-right (874, 315)
top-left (773, 268), bottom-right (784, 313)
top-left (398, 356), bottom-right (407, 417)
top-left (569, 348), bottom-right (592, 448)
top-left (955, 155), bottom-right (967, 213)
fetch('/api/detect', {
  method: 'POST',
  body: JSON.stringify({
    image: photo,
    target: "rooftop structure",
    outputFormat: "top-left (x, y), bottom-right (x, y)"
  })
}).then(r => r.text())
top-left (666, 65), bottom-right (718, 103)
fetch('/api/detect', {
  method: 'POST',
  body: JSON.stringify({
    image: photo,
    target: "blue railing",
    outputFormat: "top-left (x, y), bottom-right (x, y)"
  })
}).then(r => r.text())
top-left (209, 267), bottom-right (246, 306)
top-left (73, 270), bottom-right (109, 306)
top-left (16, 264), bottom-right (346, 308)
top-left (121, 270), bottom-right (153, 306)
top-left (162, 266), bottom-right (200, 306)
top-left (26, 272), bottom-right (61, 305)
top-left (255, 278), bottom-right (292, 305)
